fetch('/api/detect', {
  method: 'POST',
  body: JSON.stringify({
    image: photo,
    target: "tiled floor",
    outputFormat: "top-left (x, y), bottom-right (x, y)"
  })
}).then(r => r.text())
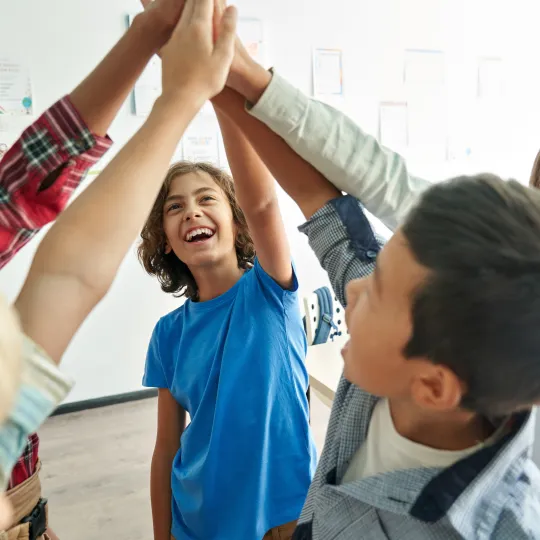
top-left (39, 394), bottom-right (331, 539)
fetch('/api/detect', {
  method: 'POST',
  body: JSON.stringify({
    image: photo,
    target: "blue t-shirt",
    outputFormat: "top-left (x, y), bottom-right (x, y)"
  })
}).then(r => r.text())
top-left (143, 260), bottom-right (316, 540)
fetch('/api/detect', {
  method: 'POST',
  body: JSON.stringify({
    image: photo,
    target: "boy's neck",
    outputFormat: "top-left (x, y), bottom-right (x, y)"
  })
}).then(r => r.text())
top-left (191, 258), bottom-right (245, 302)
top-left (388, 398), bottom-right (495, 451)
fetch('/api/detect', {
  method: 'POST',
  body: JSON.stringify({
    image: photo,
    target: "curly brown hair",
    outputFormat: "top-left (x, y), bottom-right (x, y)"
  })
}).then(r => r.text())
top-left (138, 161), bottom-right (255, 300)
top-left (530, 150), bottom-right (540, 189)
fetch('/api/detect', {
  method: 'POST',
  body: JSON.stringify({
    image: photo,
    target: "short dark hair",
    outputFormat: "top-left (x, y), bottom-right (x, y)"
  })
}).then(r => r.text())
top-left (138, 161), bottom-right (255, 301)
top-left (402, 174), bottom-right (540, 416)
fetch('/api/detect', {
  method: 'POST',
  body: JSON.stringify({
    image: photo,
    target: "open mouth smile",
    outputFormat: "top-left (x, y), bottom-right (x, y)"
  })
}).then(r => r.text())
top-left (183, 227), bottom-right (216, 245)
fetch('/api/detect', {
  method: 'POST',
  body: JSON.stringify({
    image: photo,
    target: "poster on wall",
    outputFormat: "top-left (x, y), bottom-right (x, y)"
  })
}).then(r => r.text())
top-left (378, 102), bottom-right (408, 156)
top-left (127, 15), bottom-right (162, 117)
top-left (132, 55), bottom-right (162, 117)
top-left (237, 18), bottom-right (265, 66)
top-left (182, 113), bottom-right (221, 166)
top-left (182, 133), bottom-right (220, 165)
top-left (312, 48), bottom-right (343, 98)
top-left (0, 57), bottom-right (33, 116)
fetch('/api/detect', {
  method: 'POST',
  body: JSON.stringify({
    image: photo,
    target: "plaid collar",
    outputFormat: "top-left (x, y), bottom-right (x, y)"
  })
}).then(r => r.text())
top-left (329, 397), bottom-right (534, 538)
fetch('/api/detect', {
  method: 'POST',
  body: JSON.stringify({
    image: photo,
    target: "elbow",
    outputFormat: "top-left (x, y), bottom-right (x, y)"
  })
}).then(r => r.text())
top-left (31, 247), bottom-right (114, 306)
top-left (33, 232), bottom-right (119, 302)
top-left (241, 195), bottom-right (279, 221)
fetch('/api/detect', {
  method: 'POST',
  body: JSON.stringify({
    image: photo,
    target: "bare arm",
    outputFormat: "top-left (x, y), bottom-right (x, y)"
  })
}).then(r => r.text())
top-left (14, 0), bottom-right (238, 364)
top-left (14, 98), bottom-right (195, 363)
top-left (213, 91), bottom-right (292, 288)
top-left (151, 389), bottom-right (186, 540)
top-left (69, 1), bottom-right (183, 137)
top-left (212, 87), bottom-right (341, 220)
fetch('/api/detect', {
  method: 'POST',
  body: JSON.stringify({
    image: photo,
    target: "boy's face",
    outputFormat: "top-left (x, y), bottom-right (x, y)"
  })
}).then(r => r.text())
top-left (343, 230), bottom-right (463, 409)
top-left (162, 171), bottom-right (237, 269)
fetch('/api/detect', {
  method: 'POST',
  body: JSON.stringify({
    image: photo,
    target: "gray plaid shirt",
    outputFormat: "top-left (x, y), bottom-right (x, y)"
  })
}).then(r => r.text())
top-left (294, 196), bottom-right (540, 539)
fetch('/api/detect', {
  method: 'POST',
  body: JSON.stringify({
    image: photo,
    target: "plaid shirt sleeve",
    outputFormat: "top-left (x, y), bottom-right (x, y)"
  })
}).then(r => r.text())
top-left (298, 195), bottom-right (384, 308)
top-left (6, 433), bottom-right (39, 490)
top-left (0, 95), bottom-right (112, 269)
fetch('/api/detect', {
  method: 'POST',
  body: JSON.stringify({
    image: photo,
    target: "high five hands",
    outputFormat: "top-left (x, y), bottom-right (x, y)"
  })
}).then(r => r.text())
top-left (140, 0), bottom-right (254, 95)
top-left (142, 0), bottom-right (238, 105)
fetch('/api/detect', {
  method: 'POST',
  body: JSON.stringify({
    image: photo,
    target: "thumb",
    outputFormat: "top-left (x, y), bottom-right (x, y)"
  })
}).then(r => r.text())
top-left (213, 5), bottom-right (237, 63)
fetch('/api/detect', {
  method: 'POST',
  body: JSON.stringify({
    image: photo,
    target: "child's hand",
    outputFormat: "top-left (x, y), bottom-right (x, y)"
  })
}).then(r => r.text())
top-left (213, 0), bottom-right (251, 88)
top-left (160, 0), bottom-right (237, 105)
top-left (140, 0), bottom-right (186, 55)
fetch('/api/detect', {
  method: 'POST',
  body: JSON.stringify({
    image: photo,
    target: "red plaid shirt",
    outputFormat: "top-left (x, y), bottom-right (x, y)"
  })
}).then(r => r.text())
top-left (0, 96), bottom-right (112, 490)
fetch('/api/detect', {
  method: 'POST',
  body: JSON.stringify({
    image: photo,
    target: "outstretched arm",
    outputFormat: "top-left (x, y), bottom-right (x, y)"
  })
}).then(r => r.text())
top-left (14, 0), bottom-right (238, 364)
top-left (213, 92), bottom-right (293, 288)
top-left (212, 86), bottom-right (340, 220)
top-left (226, 44), bottom-right (430, 231)
top-left (69, 0), bottom-right (185, 137)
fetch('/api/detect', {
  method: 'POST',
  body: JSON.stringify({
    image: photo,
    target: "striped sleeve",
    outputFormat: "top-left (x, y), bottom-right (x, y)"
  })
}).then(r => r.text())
top-left (0, 336), bottom-right (72, 490)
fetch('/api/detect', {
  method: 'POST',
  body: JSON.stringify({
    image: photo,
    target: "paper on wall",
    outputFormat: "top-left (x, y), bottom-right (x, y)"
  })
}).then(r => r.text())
top-left (379, 102), bottom-right (408, 156)
top-left (312, 48), bottom-right (343, 97)
top-left (182, 114), bottom-right (221, 167)
top-left (0, 57), bottom-right (33, 116)
top-left (127, 14), bottom-right (162, 117)
top-left (132, 55), bottom-right (162, 117)
top-left (182, 133), bottom-right (220, 165)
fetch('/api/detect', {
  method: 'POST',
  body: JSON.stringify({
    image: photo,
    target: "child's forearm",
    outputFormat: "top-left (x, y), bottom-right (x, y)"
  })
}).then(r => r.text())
top-left (227, 56), bottom-right (272, 106)
top-left (212, 88), bottom-right (340, 219)
top-left (69, 10), bottom-right (172, 137)
top-left (213, 89), bottom-right (293, 287)
top-left (15, 92), bottom-right (202, 363)
top-left (213, 91), bottom-right (276, 213)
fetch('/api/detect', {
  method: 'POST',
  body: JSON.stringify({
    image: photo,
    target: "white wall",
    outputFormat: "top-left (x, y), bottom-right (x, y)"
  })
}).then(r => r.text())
top-left (1, 0), bottom-right (540, 403)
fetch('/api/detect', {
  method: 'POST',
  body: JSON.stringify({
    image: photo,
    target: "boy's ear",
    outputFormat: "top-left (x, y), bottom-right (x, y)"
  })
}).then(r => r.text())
top-left (410, 362), bottom-right (464, 411)
top-left (164, 241), bottom-right (172, 254)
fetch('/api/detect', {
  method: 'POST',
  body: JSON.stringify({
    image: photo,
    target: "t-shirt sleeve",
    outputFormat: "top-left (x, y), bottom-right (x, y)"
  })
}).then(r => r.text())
top-left (142, 320), bottom-right (169, 389)
top-left (252, 258), bottom-right (299, 302)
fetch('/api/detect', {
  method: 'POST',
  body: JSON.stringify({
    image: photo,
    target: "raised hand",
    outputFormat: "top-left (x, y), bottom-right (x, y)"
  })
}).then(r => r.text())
top-left (160, 0), bottom-right (238, 104)
top-left (140, 0), bottom-right (186, 52)
top-left (140, 0), bottom-right (185, 31)
top-left (213, 0), bottom-right (250, 87)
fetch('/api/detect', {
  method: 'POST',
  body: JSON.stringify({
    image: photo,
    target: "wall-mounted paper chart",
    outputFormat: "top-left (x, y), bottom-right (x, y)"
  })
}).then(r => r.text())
top-left (312, 48), bottom-right (343, 97)
top-left (0, 57), bottom-right (33, 116)
top-left (128, 14), bottom-right (162, 117)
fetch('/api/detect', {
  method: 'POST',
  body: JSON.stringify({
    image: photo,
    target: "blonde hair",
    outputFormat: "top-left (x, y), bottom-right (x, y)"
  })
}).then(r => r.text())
top-left (0, 296), bottom-right (22, 424)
